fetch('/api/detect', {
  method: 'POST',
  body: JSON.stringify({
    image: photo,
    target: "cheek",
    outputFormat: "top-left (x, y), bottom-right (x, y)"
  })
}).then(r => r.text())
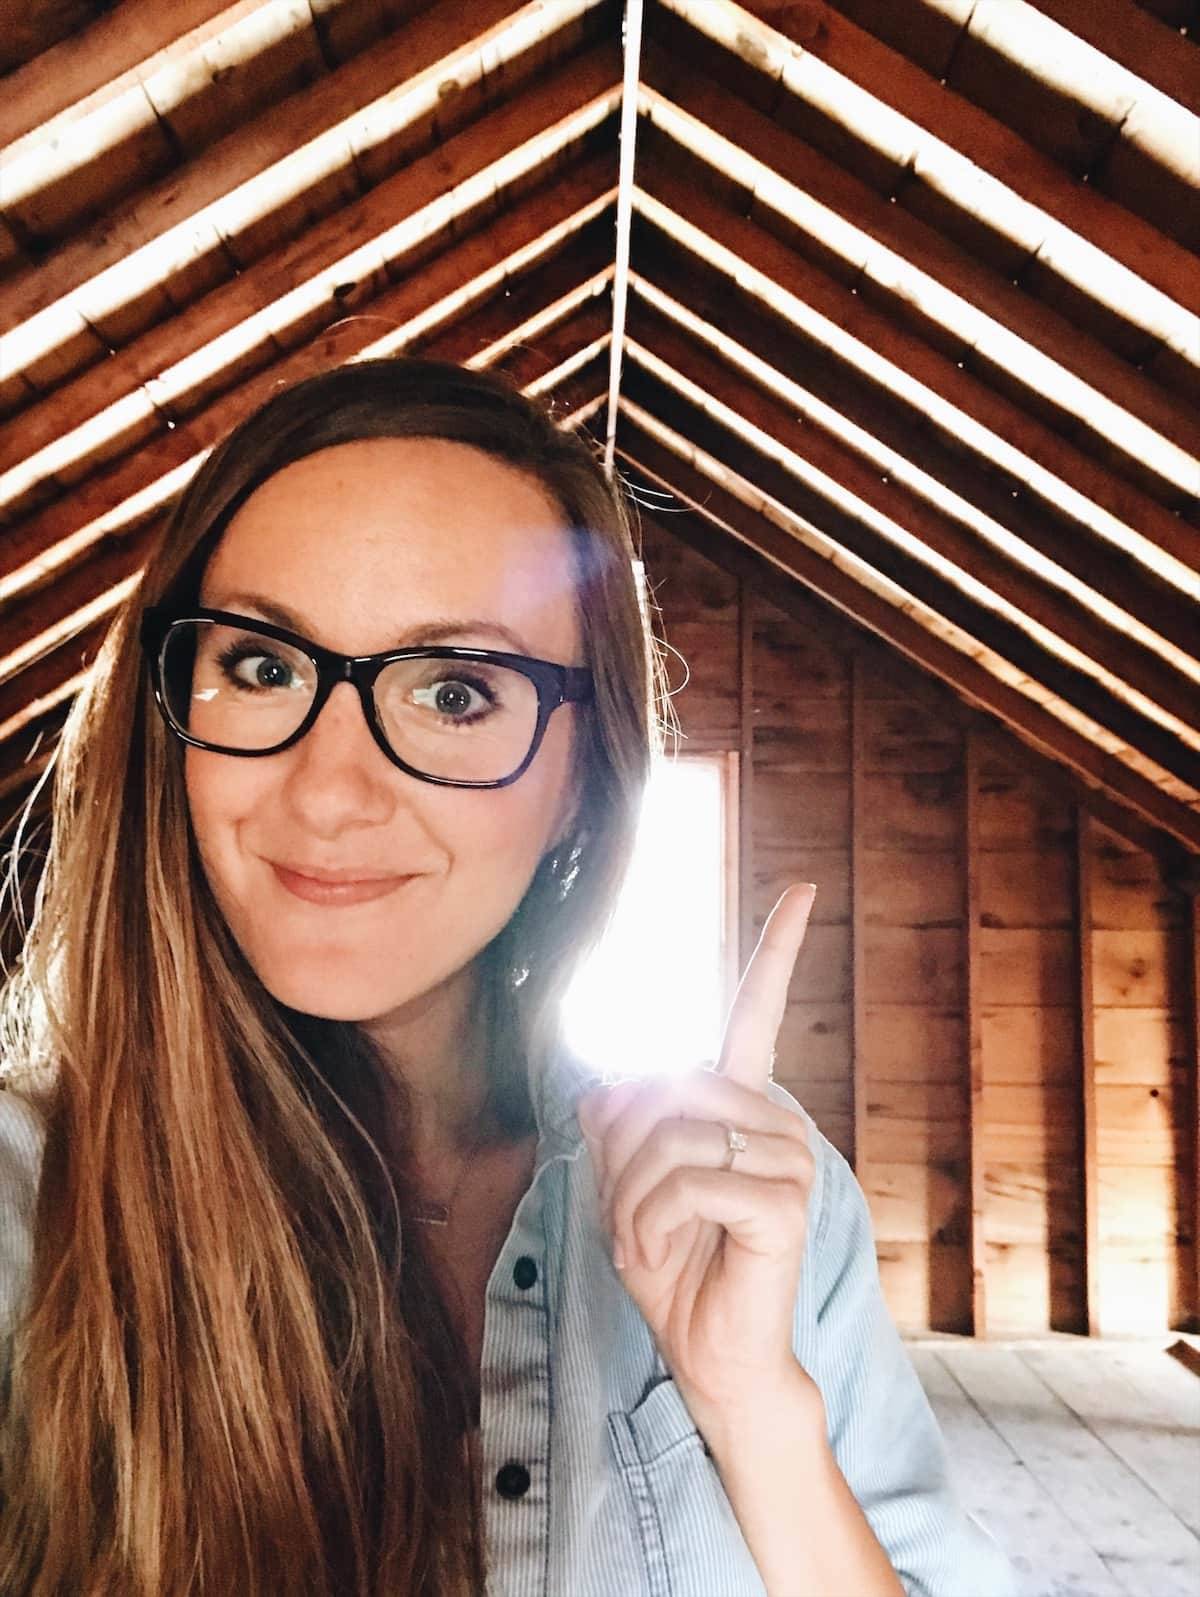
top-left (182, 751), bottom-right (265, 904)
top-left (183, 750), bottom-right (222, 858)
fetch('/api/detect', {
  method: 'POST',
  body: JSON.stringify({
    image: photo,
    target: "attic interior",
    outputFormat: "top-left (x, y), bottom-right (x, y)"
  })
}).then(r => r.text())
top-left (1, 0), bottom-right (1198, 1584)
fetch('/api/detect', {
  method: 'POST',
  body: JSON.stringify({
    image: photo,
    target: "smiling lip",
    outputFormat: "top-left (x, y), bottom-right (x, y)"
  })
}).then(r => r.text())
top-left (270, 861), bottom-right (411, 906)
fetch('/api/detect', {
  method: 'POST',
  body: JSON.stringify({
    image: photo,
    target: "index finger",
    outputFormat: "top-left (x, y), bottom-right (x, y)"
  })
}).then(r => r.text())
top-left (717, 882), bottom-right (816, 1089)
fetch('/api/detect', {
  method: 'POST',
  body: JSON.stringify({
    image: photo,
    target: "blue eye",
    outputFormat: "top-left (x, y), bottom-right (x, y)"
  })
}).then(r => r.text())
top-left (412, 674), bottom-right (497, 723)
top-left (216, 642), bottom-right (298, 692)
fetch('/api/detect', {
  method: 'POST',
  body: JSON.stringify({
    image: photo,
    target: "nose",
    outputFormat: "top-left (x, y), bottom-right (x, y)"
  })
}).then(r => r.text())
top-left (280, 679), bottom-right (397, 831)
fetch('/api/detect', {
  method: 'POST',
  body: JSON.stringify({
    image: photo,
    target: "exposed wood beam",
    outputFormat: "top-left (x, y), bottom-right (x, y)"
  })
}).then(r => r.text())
top-left (408, 228), bottom-right (613, 367)
top-left (0, 171), bottom-right (618, 609)
top-left (638, 37), bottom-right (1200, 503)
top-left (0, 48), bottom-right (621, 501)
top-left (628, 230), bottom-right (1200, 720)
top-left (738, 583), bottom-right (755, 974)
top-left (850, 652), bottom-right (866, 1176)
top-left (0, 0), bottom-right (235, 148)
top-left (530, 358), bottom-right (611, 424)
top-left (0, 291), bottom-right (614, 739)
top-left (616, 419), bottom-right (1200, 852)
top-left (0, 702), bottom-right (70, 807)
top-left (1, 1), bottom-right (326, 253)
top-left (491, 303), bottom-right (612, 392)
top-left (1075, 807), bottom-right (1101, 1334)
top-left (1191, 886), bottom-right (1200, 1333)
top-left (635, 158), bottom-right (1200, 602)
top-left (0, 614), bottom-right (110, 747)
top-left (965, 727), bottom-right (986, 1337)
top-left (603, 0), bottom-right (644, 477)
top-left (0, 537), bottom-right (147, 698)
top-left (617, 435), bottom-right (1192, 869)
top-left (1025, 0), bottom-right (1200, 114)
top-left (0, 219), bottom-right (615, 684)
top-left (825, 0), bottom-right (1199, 260)
top-left (719, 0), bottom-right (1200, 344)
top-left (0, 0), bottom-right (611, 399)
top-left (622, 324), bottom-right (1200, 789)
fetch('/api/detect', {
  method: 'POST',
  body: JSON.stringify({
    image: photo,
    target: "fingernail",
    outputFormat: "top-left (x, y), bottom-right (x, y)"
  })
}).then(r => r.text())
top-left (613, 1238), bottom-right (627, 1270)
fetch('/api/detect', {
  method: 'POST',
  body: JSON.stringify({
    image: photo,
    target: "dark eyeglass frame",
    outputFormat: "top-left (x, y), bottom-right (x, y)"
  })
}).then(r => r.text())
top-left (138, 604), bottom-right (594, 790)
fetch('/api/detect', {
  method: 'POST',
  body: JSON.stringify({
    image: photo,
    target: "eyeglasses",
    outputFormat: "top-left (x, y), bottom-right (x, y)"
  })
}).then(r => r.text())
top-left (139, 606), bottom-right (593, 789)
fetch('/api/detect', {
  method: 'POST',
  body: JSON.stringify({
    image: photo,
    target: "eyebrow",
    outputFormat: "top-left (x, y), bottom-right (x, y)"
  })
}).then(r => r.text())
top-left (210, 593), bottom-right (537, 657)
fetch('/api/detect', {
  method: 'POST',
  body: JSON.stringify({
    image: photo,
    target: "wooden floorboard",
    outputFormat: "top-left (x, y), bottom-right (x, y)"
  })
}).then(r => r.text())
top-left (906, 1336), bottom-right (1200, 1597)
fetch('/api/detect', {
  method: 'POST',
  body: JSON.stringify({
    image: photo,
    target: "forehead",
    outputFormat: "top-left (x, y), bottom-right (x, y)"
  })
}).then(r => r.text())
top-left (201, 435), bottom-right (580, 654)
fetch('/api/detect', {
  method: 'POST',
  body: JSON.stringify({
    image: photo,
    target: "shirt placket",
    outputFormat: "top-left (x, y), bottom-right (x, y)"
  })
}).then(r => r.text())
top-left (479, 1164), bottom-right (554, 1597)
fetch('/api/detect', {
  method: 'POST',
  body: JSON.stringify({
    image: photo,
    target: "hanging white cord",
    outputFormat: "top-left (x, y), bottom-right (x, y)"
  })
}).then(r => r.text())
top-left (603, 0), bottom-right (645, 479)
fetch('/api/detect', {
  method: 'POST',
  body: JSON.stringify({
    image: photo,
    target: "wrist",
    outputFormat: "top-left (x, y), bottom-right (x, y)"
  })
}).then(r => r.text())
top-left (685, 1360), bottom-right (828, 1467)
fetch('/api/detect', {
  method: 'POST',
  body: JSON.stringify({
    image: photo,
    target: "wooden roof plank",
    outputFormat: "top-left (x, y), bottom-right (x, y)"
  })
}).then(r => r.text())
top-left (0, 0), bottom-right (606, 395)
top-left (635, 154), bottom-right (1200, 581)
top-left (0, 0), bottom-right (236, 146)
top-left (0, 702), bottom-right (71, 807)
top-left (2, 2), bottom-right (336, 253)
top-left (639, 37), bottom-right (1200, 492)
top-left (725, 0), bottom-right (1200, 325)
top-left (630, 214), bottom-right (1200, 681)
top-left (621, 346), bottom-right (1200, 794)
top-left (486, 298), bottom-right (613, 389)
top-left (0, 359), bottom-right (608, 756)
top-left (629, 476), bottom-right (1192, 874)
top-left (0, 218), bottom-right (616, 656)
top-left (0, 65), bottom-right (621, 505)
top-left (617, 421), bottom-right (1200, 854)
top-left (0, 614), bottom-right (114, 746)
top-left (414, 221), bottom-right (614, 366)
top-left (1025, 0), bottom-right (1200, 115)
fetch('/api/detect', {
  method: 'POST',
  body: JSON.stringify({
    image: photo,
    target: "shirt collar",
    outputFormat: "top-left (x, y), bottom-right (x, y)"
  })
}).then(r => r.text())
top-left (528, 1042), bottom-right (606, 1162)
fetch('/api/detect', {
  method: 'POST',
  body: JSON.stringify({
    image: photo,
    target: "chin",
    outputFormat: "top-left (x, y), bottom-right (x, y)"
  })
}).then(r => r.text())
top-left (243, 949), bottom-right (427, 1023)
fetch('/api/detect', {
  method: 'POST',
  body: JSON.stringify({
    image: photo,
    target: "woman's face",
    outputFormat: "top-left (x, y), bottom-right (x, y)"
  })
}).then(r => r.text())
top-left (184, 435), bottom-right (583, 1025)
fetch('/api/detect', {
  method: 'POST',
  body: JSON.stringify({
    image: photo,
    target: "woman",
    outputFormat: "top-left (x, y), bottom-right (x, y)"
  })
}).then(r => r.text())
top-left (0, 358), bottom-right (1017, 1596)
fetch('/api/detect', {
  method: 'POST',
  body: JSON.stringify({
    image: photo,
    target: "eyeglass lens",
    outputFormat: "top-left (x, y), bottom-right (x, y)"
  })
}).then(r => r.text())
top-left (160, 619), bottom-right (541, 782)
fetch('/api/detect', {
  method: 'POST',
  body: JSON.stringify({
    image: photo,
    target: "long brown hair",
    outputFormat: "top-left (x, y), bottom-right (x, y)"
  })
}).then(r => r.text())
top-left (0, 359), bottom-right (665, 1596)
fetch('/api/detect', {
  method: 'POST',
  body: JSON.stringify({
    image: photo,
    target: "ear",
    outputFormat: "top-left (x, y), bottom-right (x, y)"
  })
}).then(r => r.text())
top-left (548, 770), bottom-right (584, 857)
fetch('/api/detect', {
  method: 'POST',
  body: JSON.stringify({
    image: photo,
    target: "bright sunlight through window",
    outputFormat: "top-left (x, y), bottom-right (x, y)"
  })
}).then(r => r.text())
top-left (561, 754), bottom-right (736, 1080)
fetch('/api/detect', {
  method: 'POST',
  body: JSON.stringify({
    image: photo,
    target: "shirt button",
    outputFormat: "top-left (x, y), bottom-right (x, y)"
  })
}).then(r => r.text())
top-left (513, 1255), bottom-right (538, 1290)
top-left (495, 1461), bottom-right (531, 1499)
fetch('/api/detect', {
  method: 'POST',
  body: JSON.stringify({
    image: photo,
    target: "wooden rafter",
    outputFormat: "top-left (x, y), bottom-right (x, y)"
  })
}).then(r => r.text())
top-left (1024, 0), bottom-right (1200, 115)
top-left (638, 31), bottom-right (1200, 501)
top-left (0, 0), bottom-right (610, 403)
top-left (615, 419), bottom-right (1200, 851)
top-left (634, 157), bottom-right (1200, 612)
top-left (625, 236), bottom-right (1200, 729)
top-left (0, 150), bottom-right (619, 608)
top-left (0, 3), bottom-right (262, 149)
top-left (722, 0), bottom-right (1200, 335)
top-left (0, 219), bottom-right (616, 689)
top-left (620, 328), bottom-right (1200, 791)
top-left (0, 52), bottom-right (621, 513)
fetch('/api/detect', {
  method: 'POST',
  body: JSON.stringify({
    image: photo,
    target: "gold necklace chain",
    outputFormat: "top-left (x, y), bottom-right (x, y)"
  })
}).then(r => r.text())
top-left (409, 1115), bottom-right (489, 1227)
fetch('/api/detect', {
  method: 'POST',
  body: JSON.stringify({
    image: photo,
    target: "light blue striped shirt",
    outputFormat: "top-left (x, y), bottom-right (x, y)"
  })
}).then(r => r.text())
top-left (0, 1055), bottom-right (1017, 1595)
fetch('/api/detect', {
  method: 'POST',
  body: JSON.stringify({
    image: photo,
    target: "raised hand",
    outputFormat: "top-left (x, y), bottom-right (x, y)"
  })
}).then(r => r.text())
top-left (576, 882), bottom-right (818, 1423)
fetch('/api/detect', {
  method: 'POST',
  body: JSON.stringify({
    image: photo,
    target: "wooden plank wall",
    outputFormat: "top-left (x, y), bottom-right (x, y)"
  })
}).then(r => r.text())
top-left (639, 514), bottom-right (1198, 1337)
top-left (1089, 823), bottom-right (1194, 1334)
top-left (975, 738), bottom-right (1085, 1333)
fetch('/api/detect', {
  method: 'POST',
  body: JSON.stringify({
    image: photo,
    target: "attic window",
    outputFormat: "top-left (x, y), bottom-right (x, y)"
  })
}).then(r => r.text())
top-left (562, 752), bottom-right (738, 1077)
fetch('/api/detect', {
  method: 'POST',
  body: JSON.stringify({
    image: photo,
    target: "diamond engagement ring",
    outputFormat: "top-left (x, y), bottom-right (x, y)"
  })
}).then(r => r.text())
top-left (721, 1123), bottom-right (749, 1170)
